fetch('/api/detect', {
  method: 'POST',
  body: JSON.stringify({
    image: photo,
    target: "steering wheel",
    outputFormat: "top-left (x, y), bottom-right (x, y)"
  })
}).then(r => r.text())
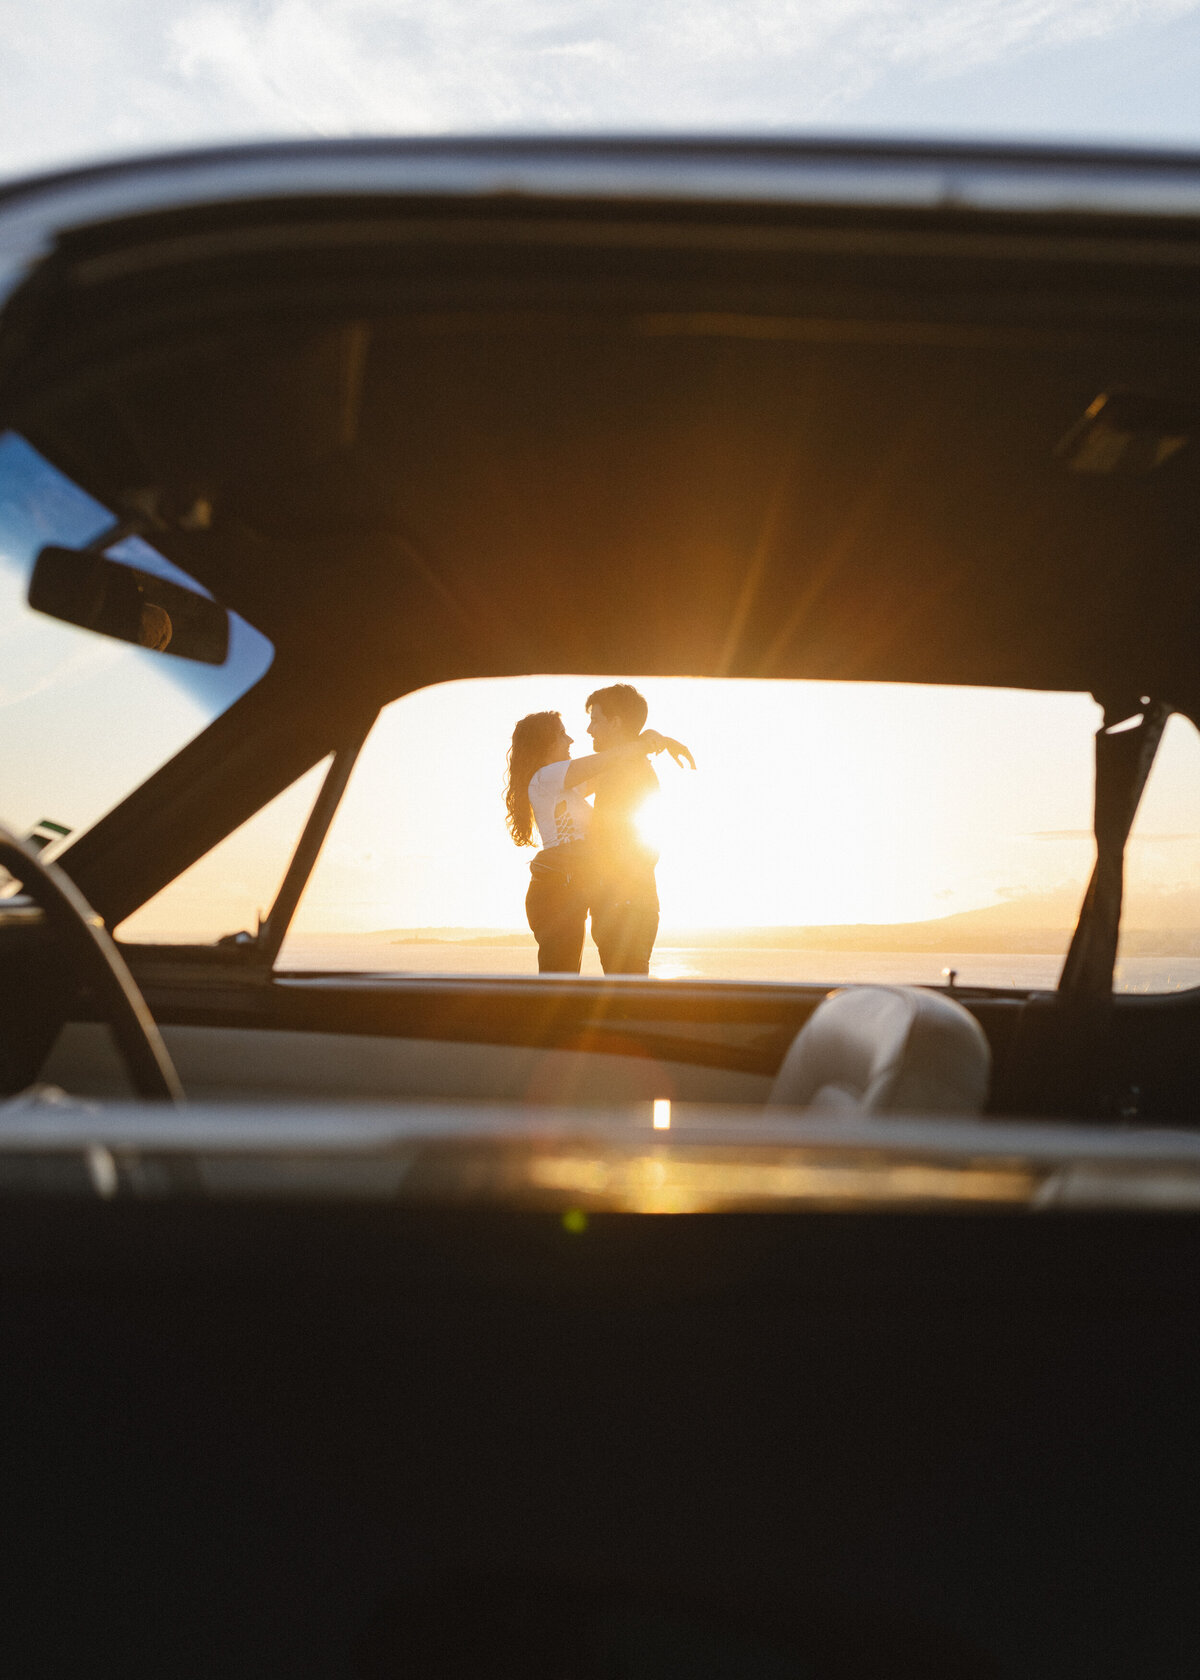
top-left (0, 826), bottom-right (183, 1103)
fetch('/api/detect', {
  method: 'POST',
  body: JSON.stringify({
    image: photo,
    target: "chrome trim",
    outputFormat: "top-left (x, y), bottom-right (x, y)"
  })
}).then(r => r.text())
top-left (4, 1102), bottom-right (1200, 1211)
top-left (1, 137), bottom-right (1199, 301)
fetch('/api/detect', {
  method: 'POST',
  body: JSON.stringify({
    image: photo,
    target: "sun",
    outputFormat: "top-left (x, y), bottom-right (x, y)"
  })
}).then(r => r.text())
top-left (633, 789), bottom-right (666, 855)
top-left (631, 779), bottom-right (750, 927)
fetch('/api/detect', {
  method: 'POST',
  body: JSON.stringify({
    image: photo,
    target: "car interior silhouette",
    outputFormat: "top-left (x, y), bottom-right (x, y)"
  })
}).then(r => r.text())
top-left (2, 138), bottom-right (1200, 1677)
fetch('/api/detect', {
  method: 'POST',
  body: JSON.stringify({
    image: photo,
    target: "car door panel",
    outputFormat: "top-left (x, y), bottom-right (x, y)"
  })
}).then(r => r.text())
top-left (45, 1020), bottom-right (773, 1104)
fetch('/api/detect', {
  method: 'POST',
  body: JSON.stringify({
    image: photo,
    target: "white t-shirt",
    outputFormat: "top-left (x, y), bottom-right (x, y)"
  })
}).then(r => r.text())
top-left (528, 760), bottom-right (592, 849)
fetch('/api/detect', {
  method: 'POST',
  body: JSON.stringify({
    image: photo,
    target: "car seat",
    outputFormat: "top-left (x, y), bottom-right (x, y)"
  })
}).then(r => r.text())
top-left (767, 985), bottom-right (992, 1115)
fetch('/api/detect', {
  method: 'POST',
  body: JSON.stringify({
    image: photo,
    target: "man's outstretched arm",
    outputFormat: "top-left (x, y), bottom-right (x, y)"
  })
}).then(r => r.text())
top-left (563, 729), bottom-right (693, 789)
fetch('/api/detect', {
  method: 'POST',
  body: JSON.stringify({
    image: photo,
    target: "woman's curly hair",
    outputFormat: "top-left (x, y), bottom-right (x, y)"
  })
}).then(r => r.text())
top-left (505, 711), bottom-right (566, 846)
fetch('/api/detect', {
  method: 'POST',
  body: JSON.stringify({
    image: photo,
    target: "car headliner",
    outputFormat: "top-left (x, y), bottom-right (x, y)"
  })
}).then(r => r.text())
top-left (1, 137), bottom-right (1198, 716)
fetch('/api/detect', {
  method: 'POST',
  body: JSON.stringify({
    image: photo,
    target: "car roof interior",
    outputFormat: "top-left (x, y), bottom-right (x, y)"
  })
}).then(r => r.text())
top-left (4, 184), bottom-right (1199, 716)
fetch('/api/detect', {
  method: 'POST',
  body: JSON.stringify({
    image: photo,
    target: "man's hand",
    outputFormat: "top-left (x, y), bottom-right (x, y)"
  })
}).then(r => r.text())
top-left (657, 735), bottom-right (696, 770)
top-left (638, 729), bottom-right (696, 769)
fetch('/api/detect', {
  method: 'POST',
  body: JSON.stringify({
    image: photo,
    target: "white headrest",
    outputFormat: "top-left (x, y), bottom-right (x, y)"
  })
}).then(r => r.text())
top-left (767, 985), bottom-right (992, 1116)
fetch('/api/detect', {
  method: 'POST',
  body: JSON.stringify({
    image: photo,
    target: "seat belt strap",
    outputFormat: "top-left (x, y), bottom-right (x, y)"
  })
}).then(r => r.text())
top-left (1058, 697), bottom-right (1170, 1002)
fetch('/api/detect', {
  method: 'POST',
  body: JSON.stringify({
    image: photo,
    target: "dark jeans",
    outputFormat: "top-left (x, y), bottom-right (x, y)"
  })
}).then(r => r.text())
top-left (591, 874), bottom-right (659, 976)
top-left (525, 846), bottom-right (591, 973)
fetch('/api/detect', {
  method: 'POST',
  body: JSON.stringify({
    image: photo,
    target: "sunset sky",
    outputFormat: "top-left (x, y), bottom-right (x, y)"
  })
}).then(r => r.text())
top-left (111, 674), bottom-right (1200, 945)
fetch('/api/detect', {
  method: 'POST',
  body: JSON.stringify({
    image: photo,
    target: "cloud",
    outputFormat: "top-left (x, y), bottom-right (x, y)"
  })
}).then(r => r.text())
top-left (164, 0), bottom-right (1200, 132)
top-left (877, 0), bottom-right (1196, 74)
top-left (0, 0), bottom-right (1197, 180)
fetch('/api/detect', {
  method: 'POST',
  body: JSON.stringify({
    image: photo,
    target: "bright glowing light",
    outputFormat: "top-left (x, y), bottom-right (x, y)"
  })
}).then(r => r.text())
top-left (652, 1098), bottom-right (672, 1130)
top-left (120, 673), bottom-right (1120, 947)
top-left (634, 790), bottom-right (665, 853)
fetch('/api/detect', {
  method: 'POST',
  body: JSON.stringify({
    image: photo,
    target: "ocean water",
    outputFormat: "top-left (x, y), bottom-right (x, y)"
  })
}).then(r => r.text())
top-left (278, 935), bottom-right (1200, 994)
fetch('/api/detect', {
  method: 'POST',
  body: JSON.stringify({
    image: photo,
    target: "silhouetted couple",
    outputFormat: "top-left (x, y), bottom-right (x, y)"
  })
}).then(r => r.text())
top-left (505, 684), bottom-right (694, 974)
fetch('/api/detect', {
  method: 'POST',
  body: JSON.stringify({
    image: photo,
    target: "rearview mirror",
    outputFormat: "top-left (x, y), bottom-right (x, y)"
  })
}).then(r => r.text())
top-left (28, 546), bottom-right (230, 665)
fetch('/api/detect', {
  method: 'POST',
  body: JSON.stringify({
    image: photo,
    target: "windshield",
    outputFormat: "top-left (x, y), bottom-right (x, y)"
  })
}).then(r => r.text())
top-left (126, 672), bottom-right (1107, 989)
top-left (0, 430), bottom-right (273, 871)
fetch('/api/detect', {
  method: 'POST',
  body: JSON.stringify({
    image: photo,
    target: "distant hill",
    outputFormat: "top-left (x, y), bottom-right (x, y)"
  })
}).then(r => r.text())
top-left (378, 885), bottom-right (1200, 955)
top-left (660, 891), bottom-right (1087, 954)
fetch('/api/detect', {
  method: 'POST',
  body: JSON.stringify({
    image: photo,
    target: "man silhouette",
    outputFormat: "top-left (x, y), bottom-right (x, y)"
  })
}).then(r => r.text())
top-left (585, 683), bottom-right (692, 975)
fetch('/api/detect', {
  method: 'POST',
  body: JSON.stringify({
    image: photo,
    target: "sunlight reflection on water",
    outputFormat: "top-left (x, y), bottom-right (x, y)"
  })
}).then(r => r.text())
top-left (278, 936), bottom-right (1200, 994)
